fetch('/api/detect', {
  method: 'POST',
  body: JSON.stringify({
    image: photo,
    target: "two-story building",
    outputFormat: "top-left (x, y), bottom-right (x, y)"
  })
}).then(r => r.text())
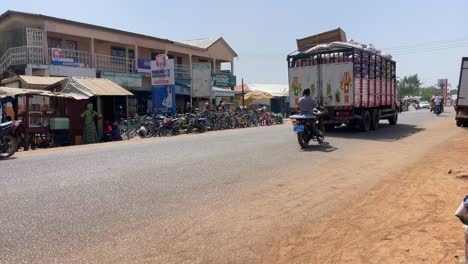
top-left (0, 10), bottom-right (237, 114)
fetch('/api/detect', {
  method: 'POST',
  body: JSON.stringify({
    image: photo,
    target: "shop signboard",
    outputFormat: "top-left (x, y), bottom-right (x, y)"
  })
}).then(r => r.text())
top-left (101, 72), bottom-right (142, 88)
top-left (151, 85), bottom-right (176, 115)
top-left (212, 72), bottom-right (236, 88)
top-left (50, 48), bottom-right (82, 67)
top-left (151, 55), bottom-right (175, 86)
top-left (192, 63), bottom-right (212, 98)
top-left (137, 59), bottom-right (151, 73)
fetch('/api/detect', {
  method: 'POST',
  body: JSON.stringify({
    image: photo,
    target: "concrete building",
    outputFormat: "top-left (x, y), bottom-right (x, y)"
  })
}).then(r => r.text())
top-left (0, 10), bottom-right (237, 114)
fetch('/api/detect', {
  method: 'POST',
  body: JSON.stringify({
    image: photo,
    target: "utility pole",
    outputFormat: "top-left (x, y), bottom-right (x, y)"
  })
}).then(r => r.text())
top-left (241, 78), bottom-right (245, 108)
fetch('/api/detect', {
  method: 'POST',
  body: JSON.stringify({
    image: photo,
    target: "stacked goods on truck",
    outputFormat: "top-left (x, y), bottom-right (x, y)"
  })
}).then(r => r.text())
top-left (287, 40), bottom-right (398, 132)
top-left (456, 57), bottom-right (468, 127)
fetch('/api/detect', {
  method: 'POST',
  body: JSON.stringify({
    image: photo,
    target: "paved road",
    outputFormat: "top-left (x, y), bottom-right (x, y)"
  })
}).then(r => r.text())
top-left (0, 110), bottom-right (459, 263)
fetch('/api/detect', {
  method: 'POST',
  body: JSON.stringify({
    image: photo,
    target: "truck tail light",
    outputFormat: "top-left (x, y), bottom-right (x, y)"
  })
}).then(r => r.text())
top-left (455, 106), bottom-right (466, 112)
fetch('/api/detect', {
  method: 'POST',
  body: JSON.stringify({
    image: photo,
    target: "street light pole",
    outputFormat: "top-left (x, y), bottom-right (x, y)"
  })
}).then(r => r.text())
top-left (242, 78), bottom-right (245, 108)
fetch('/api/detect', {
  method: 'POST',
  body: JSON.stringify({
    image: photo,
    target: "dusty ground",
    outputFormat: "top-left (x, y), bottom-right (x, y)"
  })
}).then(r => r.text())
top-left (265, 130), bottom-right (468, 263)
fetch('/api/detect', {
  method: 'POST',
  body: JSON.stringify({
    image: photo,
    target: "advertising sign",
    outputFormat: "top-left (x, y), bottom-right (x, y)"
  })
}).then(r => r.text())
top-left (101, 72), bottom-right (142, 88)
top-left (151, 55), bottom-right (175, 86)
top-left (212, 73), bottom-right (236, 88)
top-left (50, 48), bottom-right (82, 67)
top-left (192, 63), bottom-right (212, 98)
top-left (137, 59), bottom-right (151, 73)
top-left (151, 85), bottom-right (176, 114)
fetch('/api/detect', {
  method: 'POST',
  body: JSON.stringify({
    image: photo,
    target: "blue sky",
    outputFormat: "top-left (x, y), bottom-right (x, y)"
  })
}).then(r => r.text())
top-left (2, 0), bottom-right (468, 87)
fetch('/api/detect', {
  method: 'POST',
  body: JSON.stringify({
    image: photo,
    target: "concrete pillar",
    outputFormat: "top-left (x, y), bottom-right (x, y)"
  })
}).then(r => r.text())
top-left (213, 59), bottom-right (217, 72)
top-left (90, 38), bottom-right (95, 68)
top-left (43, 30), bottom-right (49, 65)
top-left (231, 61), bottom-right (234, 74)
top-left (134, 45), bottom-right (139, 72)
top-left (188, 54), bottom-right (193, 76)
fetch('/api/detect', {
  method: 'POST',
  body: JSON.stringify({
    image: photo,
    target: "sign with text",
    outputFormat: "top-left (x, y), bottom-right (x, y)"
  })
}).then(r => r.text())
top-left (192, 63), bottom-right (212, 98)
top-left (151, 55), bottom-right (174, 86)
top-left (101, 72), bottom-right (142, 88)
top-left (137, 59), bottom-right (151, 73)
top-left (212, 72), bottom-right (236, 88)
top-left (151, 85), bottom-right (176, 115)
top-left (50, 48), bottom-right (82, 67)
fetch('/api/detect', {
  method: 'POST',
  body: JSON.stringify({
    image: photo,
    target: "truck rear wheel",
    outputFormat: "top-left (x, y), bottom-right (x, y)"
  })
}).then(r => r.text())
top-left (457, 120), bottom-right (463, 127)
top-left (370, 109), bottom-right (380, 130)
top-left (388, 112), bottom-right (398, 125)
top-left (360, 110), bottom-right (371, 132)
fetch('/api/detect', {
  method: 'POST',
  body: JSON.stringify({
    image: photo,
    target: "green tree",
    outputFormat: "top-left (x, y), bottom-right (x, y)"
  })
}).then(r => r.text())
top-left (449, 89), bottom-right (458, 96)
top-left (399, 74), bottom-right (422, 97)
top-left (420, 86), bottom-right (437, 101)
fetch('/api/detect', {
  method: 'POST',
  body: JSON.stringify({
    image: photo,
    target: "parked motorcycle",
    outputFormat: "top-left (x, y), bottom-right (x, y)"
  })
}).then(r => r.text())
top-left (291, 108), bottom-right (326, 149)
top-left (0, 121), bottom-right (18, 159)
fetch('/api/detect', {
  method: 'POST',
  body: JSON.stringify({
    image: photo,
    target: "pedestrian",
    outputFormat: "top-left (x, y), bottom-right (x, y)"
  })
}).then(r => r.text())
top-left (217, 101), bottom-right (225, 111)
top-left (205, 102), bottom-right (212, 111)
top-left (185, 102), bottom-right (192, 113)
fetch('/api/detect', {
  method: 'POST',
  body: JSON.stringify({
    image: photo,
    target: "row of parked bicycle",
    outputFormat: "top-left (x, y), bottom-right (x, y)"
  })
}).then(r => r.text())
top-left (119, 110), bottom-right (285, 139)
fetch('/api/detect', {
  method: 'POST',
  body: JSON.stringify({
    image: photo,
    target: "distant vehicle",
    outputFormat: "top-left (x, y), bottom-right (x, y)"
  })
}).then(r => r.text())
top-left (455, 57), bottom-right (468, 127)
top-left (419, 101), bottom-right (430, 109)
top-left (288, 41), bottom-right (398, 132)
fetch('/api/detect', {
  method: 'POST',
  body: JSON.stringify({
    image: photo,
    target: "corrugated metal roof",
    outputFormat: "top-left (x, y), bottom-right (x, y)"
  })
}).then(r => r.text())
top-left (1, 75), bottom-right (65, 86)
top-left (0, 86), bottom-right (71, 99)
top-left (178, 37), bottom-right (221, 49)
top-left (20, 76), bottom-right (65, 86)
top-left (58, 77), bottom-right (134, 99)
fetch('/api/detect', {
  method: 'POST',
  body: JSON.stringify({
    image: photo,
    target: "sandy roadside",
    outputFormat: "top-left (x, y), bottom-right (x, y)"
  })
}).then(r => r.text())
top-left (267, 129), bottom-right (468, 264)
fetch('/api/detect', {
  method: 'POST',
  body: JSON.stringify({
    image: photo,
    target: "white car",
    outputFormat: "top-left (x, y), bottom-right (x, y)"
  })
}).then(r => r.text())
top-left (419, 101), bottom-right (430, 109)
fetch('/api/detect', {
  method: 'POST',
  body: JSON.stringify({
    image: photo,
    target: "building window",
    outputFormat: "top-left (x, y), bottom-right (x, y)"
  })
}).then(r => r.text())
top-left (151, 52), bottom-right (160, 60)
top-left (176, 56), bottom-right (182, 65)
top-left (48, 37), bottom-right (62, 48)
top-left (199, 59), bottom-right (208, 63)
top-left (111, 46), bottom-right (126, 64)
top-left (168, 54), bottom-right (174, 60)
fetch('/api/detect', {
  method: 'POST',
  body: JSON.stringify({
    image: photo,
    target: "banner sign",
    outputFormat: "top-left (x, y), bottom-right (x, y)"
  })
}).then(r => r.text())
top-left (137, 59), bottom-right (151, 73)
top-left (50, 48), bottom-right (82, 67)
top-left (212, 72), bottom-right (236, 88)
top-left (101, 72), bottom-right (142, 88)
top-left (151, 55), bottom-right (175, 86)
top-left (192, 63), bottom-right (212, 98)
top-left (151, 85), bottom-right (176, 115)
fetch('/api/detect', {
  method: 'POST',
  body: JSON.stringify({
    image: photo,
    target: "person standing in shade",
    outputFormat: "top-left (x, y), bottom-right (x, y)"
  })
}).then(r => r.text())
top-left (81, 103), bottom-right (101, 144)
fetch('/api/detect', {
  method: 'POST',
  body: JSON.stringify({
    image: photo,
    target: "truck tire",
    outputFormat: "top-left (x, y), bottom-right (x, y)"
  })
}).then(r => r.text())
top-left (388, 112), bottom-right (398, 125)
top-left (370, 109), bottom-right (380, 130)
top-left (361, 110), bottom-right (371, 132)
top-left (456, 120), bottom-right (463, 127)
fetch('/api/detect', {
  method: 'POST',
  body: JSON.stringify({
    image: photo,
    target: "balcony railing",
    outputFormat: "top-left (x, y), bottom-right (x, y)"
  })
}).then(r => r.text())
top-left (95, 54), bottom-right (135, 73)
top-left (174, 63), bottom-right (190, 79)
top-left (48, 48), bottom-right (92, 67)
top-left (0, 46), bottom-right (44, 73)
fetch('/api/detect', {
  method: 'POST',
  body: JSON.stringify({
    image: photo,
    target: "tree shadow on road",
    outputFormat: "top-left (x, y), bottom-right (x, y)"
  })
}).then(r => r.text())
top-left (301, 142), bottom-right (338, 152)
top-left (326, 124), bottom-right (425, 142)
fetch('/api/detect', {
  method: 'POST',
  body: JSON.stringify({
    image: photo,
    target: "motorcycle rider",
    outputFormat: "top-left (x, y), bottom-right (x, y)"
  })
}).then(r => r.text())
top-left (434, 96), bottom-right (442, 113)
top-left (298, 88), bottom-right (317, 115)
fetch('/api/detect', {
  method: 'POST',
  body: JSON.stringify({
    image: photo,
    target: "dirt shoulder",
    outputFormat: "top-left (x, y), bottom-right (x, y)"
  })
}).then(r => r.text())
top-left (268, 130), bottom-right (468, 263)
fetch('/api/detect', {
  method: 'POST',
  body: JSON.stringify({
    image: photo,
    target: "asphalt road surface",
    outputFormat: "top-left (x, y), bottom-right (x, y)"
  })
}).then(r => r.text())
top-left (0, 110), bottom-right (460, 263)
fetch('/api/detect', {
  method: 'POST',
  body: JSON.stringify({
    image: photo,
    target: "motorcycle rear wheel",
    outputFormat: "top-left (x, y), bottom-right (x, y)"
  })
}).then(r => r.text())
top-left (0, 135), bottom-right (17, 159)
top-left (297, 132), bottom-right (310, 149)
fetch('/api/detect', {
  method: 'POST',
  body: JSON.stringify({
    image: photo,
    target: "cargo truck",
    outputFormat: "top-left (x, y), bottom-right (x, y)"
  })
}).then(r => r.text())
top-left (455, 57), bottom-right (468, 127)
top-left (287, 42), bottom-right (398, 131)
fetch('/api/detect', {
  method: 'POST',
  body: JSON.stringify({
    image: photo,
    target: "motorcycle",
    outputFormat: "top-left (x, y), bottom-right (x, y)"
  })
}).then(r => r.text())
top-left (291, 107), bottom-right (326, 149)
top-left (434, 105), bottom-right (442, 116)
top-left (187, 112), bottom-right (207, 133)
top-left (0, 121), bottom-right (18, 159)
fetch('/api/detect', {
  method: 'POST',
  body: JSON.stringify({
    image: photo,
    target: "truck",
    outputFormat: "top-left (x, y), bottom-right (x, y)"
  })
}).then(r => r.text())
top-left (455, 57), bottom-right (468, 127)
top-left (287, 41), bottom-right (398, 132)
